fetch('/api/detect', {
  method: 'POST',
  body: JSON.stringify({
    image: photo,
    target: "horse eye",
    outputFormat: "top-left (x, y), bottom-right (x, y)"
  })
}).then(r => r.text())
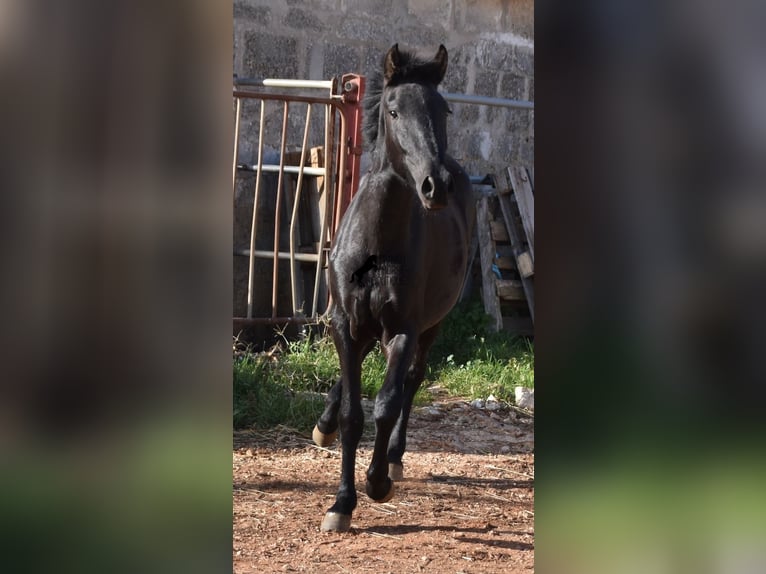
top-left (388, 110), bottom-right (398, 119)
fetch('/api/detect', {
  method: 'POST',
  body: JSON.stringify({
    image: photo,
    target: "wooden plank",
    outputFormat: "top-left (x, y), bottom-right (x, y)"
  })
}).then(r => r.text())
top-left (476, 196), bottom-right (503, 332)
top-left (516, 251), bottom-right (534, 278)
top-left (495, 249), bottom-right (533, 277)
top-left (490, 220), bottom-right (509, 242)
top-left (310, 146), bottom-right (325, 194)
top-left (502, 315), bottom-right (534, 337)
top-left (495, 256), bottom-right (516, 270)
top-left (507, 166), bottom-right (534, 261)
top-left (496, 180), bottom-right (535, 324)
top-left (309, 146), bottom-right (328, 315)
top-left (496, 279), bottom-right (525, 300)
top-left (282, 151), bottom-right (305, 316)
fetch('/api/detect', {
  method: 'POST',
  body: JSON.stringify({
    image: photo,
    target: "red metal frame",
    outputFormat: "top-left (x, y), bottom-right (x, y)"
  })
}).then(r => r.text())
top-left (232, 74), bottom-right (366, 326)
top-left (333, 74), bottom-right (365, 235)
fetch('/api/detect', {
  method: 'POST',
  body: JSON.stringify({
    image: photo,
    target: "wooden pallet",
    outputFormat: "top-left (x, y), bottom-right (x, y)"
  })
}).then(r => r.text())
top-left (474, 167), bottom-right (534, 334)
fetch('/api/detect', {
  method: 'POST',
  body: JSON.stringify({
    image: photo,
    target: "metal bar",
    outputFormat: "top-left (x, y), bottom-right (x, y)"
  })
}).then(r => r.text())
top-left (233, 90), bottom-right (338, 106)
top-left (312, 103), bottom-right (334, 318)
top-left (442, 92), bottom-right (534, 110)
top-left (272, 101), bottom-right (290, 319)
top-left (232, 97), bottom-right (241, 198)
top-left (237, 164), bottom-right (326, 176)
top-left (246, 99), bottom-right (267, 319)
top-left (333, 107), bottom-right (349, 235)
top-left (233, 316), bottom-right (323, 326)
top-left (289, 103), bottom-right (313, 316)
top-left (234, 249), bottom-right (321, 262)
top-left (339, 74), bottom-right (366, 203)
top-left (234, 77), bottom-right (335, 91)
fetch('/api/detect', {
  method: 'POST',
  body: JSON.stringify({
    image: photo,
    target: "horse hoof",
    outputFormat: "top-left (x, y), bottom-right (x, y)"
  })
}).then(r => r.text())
top-left (312, 425), bottom-right (338, 447)
top-left (320, 512), bottom-right (352, 532)
top-left (371, 479), bottom-right (395, 503)
top-left (388, 462), bottom-right (404, 482)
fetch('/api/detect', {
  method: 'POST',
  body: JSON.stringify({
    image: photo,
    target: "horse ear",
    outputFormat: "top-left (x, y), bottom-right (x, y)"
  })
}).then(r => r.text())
top-left (384, 43), bottom-right (401, 82)
top-left (433, 44), bottom-right (448, 84)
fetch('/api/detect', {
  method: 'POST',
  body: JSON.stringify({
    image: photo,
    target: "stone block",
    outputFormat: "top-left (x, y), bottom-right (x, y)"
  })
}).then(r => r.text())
top-left (449, 43), bottom-right (475, 67)
top-left (442, 64), bottom-right (467, 93)
top-left (507, 108), bottom-right (530, 133)
top-left (244, 33), bottom-right (299, 78)
top-left (234, 3), bottom-right (271, 24)
top-left (457, 104), bottom-right (479, 124)
top-left (468, 130), bottom-right (493, 161)
top-left (484, 104), bottom-right (505, 124)
top-left (283, 7), bottom-right (326, 32)
top-left (457, 0), bottom-right (504, 33)
top-left (339, 16), bottom-right (394, 45)
top-left (341, 0), bottom-right (394, 17)
top-left (475, 39), bottom-right (513, 71)
top-left (474, 68), bottom-right (499, 97)
top-left (362, 46), bottom-right (386, 78)
top-left (396, 25), bottom-right (447, 51)
top-left (407, 0), bottom-right (453, 29)
top-left (499, 72), bottom-right (525, 100)
top-left (323, 42), bottom-right (362, 79)
top-left (288, 0), bottom-right (340, 9)
top-left (513, 45), bottom-right (533, 76)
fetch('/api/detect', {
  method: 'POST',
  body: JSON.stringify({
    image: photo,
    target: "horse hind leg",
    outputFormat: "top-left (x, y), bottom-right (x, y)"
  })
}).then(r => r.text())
top-left (387, 323), bottom-right (441, 482)
top-left (313, 378), bottom-right (341, 447)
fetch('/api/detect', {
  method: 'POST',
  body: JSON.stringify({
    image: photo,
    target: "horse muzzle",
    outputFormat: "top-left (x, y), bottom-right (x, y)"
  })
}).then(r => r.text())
top-left (419, 174), bottom-right (448, 210)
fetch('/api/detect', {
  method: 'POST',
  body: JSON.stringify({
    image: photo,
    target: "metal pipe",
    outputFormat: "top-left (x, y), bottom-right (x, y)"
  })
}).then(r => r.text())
top-left (246, 99), bottom-right (267, 319)
top-left (233, 90), bottom-right (338, 106)
top-left (289, 103), bottom-right (313, 316)
top-left (442, 92), bottom-right (534, 110)
top-left (333, 107), bottom-right (348, 233)
top-left (234, 77), bottom-right (335, 91)
top-left (272, 101), bottom-right (290, 319)
top-left (232, 97), bottom-right (241, 198)
top-left (312, 103), bottom-right (334, 318)
top-left (237, 164), bottom-right (326, 176)
top-left (233, 316), bottom-right (323, 326)
top-left (234, 249), bottom-right (321, 263)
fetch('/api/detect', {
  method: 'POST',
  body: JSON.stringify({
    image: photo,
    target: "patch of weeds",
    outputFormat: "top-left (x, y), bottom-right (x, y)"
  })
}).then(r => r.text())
top-left (426, 298), bottom-right (534, 401)
top-left (233, 299), bottom-right (534, 429)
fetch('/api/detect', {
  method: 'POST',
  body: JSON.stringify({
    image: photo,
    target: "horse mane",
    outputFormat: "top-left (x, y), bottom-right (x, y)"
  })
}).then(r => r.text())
top-left (361, 48), bottom-right (445, 152)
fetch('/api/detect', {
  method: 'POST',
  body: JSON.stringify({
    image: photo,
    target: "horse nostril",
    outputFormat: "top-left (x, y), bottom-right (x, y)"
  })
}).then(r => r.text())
top-left (421, 176), bottom-right (435, 199)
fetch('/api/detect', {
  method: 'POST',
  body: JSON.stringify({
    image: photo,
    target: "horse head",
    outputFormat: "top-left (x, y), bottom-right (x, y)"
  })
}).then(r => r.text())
top-left (379, 44), bottom-right (453, 211)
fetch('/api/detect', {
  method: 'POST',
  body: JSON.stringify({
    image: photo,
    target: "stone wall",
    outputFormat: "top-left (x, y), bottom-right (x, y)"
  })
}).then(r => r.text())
top-left (233, 0), bottom-right (534, 176)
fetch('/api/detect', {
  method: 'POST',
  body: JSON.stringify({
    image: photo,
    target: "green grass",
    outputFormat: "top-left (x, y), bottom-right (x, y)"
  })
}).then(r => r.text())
top-left (233, 298), bottom-right (533, 430)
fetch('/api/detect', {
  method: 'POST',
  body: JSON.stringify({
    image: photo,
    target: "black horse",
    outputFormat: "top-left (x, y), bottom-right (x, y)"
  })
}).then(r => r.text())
top-left (312, 44), bottom-right (476, 532)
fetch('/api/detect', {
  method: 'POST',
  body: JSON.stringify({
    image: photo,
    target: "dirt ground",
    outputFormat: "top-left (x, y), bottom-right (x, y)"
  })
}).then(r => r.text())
top-left (233, 392), bottom-right (534, 573)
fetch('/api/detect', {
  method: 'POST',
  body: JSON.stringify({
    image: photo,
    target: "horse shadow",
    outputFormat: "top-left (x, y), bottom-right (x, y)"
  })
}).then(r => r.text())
top-left (358, 524), bottom-right (534, 551)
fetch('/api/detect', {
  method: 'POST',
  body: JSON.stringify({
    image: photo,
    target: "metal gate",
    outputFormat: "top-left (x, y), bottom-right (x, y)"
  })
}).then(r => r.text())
top-left (232, 74), bottom-right (365, 329)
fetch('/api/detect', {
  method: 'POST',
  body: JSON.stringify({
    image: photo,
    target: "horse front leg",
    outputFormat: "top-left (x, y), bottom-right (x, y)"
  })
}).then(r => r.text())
top-left (387, 323), bottom-right (441, 481)
top-left (320, 319), bottom-right (372, 533)
top-left (365, 331), bottom-right (417, 502)
top-left (313, 378), bottom-right (341, 447)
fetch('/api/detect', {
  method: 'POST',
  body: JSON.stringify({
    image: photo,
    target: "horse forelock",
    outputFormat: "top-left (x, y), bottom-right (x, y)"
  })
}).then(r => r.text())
top-left (362, 49), bottom-right (444, 153)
